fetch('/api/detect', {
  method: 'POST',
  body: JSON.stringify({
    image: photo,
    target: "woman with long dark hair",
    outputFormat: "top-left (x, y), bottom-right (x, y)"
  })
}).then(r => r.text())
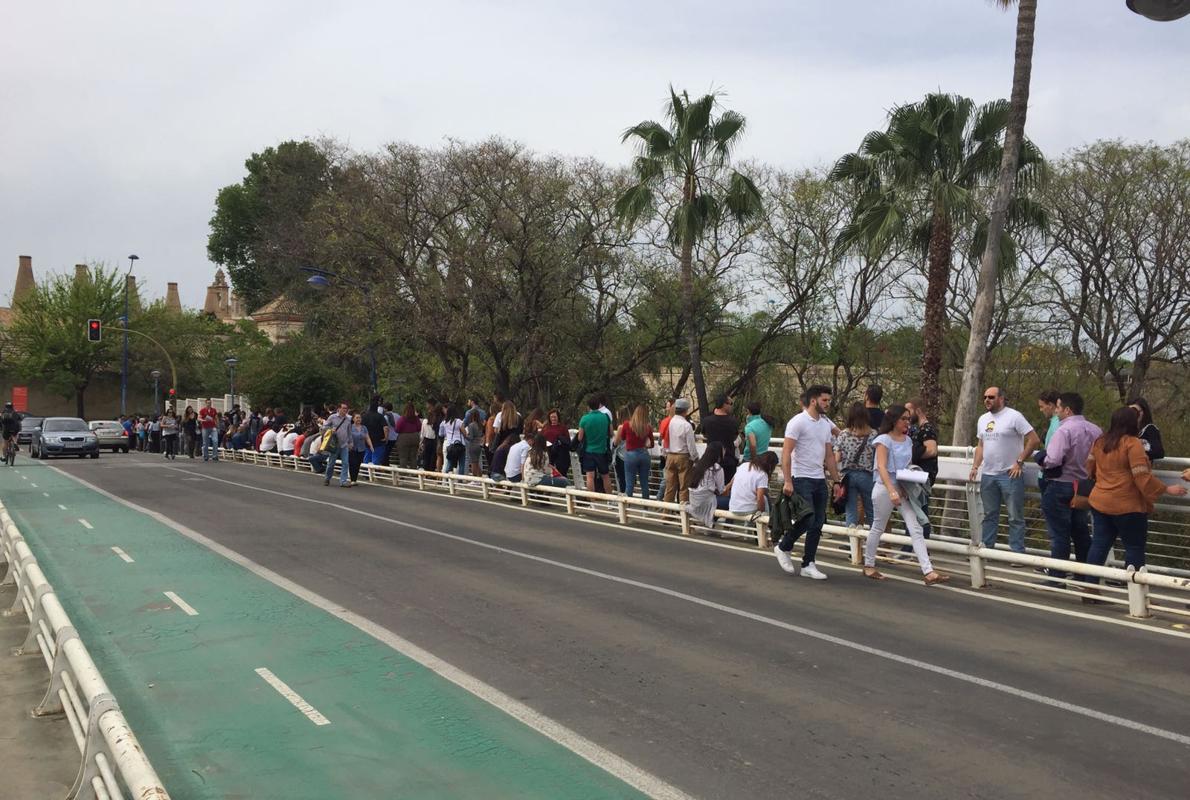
top-left (523, 434), bottom-right (568, 488)
top-left (541, 409), bottom-right (571, 481)
top-left (1128, 397), bottom-right (1164, 463)
top-left (1084, 407), bottom-right (1186, 588)
top-left (685, 442), bottom-right (727, 528)
top-left (833, 402), bottom-right (875, 527)
top-left (862, 405), bottom-right (949, 586)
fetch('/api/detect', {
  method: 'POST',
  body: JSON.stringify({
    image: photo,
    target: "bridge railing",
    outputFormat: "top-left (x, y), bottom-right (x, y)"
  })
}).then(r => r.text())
top-left (0, 502), bottom-right (170, 800)
top-left (221, 448), bottom-right (1190, 620)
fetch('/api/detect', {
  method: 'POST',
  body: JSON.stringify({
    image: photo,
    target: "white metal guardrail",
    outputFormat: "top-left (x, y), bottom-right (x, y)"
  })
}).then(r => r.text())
top-left (0, 501), bottom-right (171, 800)
top-left (220, 448), bottom-right (1190, 620)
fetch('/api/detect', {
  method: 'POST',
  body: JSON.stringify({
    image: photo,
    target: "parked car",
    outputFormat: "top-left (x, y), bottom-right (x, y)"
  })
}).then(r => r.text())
top-left (31, 417), bottom-right (99, 459)
top-left (17, 415), bottom-right (43, 446)
top-left (88, 420), bottom-right (129, 453)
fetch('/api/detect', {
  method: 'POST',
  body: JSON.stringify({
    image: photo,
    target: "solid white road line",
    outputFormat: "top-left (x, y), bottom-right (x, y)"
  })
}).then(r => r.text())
top-left (163, 590), bottom-right (198, 616)
top-left (168, 465), bottom-right (1190, 749)
top-left (78, 518), bottom-right (93, 530)
top-left (111, 546), bottom-right (135, 563)
top-left (51, 467), bottom-right (696, 800)
top-left (254, 667), bottom-right (331, 726)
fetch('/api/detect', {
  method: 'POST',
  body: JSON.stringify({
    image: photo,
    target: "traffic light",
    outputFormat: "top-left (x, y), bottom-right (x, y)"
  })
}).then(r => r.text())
top-left (87, 319), bottom-right (102, 342)
top-left (169, 388), bottom-right (176, 399)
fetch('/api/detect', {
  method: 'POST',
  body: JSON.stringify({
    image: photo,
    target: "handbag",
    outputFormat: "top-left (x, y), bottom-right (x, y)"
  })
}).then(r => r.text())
top-left (1071, 478), bottom-right (1094, 510)
top-left (319, 417), bottom-right (348, 453)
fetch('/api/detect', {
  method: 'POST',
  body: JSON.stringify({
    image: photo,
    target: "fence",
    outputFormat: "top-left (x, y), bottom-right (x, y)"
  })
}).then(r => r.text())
top-left (220, 447), bottom-right (1190, 621)
top-left (0, 502), bottom-right (170, 800)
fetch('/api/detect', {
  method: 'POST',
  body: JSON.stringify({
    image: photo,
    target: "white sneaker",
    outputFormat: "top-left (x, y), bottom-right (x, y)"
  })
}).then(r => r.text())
top-left (801, 562), bottom-right (828, 580)
top-left (773, 546), bottom-right (797, 574)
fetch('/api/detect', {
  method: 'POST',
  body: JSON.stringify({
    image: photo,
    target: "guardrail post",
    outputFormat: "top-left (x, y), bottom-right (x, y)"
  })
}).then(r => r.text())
top-left (417, 471), bottom-right (426, 490)
top-left (481, 480), bottom-right (490, 500)
top-left (34, 627), bottom-right (80, 716)
top-left (755, 518), bottom-right (770, 549)
top-left (565, 491), bottom-right (575, 515)
top-left (66, 693), bottom-right (119, 800)
top-left (19, 583), bottom-right (54, 654)
top-left (965, 481), bottom-right (987, 588)
top-left (520, 485), bottom-right (529, 507)
top-left (1127, 566), bottom-right (1151, 618)
top-left (849, 529), bottom-right (862, 565)
top-left (679, 505), bottom-right (691, 536)
top-left (447, 476), bottom-right (456, 496)
top-left (617, 498), bottom-right (627, 524)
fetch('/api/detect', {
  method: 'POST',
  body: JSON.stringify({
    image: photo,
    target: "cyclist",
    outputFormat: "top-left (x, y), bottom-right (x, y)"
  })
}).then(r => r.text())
top-left (1, 402), bottom-right (21, 465)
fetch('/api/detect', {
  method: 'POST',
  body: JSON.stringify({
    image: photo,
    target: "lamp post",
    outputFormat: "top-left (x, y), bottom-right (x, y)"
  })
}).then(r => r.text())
top-left (150, 369), bottom-right (162, 416)
top-left (121, 254), bottom-right (139, 416)
top-left (225, 357), bottom-right (239, 415)
top-left (300, 266), bottom-right (378, 394)
top-left (1126, 0), bottom-right (1190, 20)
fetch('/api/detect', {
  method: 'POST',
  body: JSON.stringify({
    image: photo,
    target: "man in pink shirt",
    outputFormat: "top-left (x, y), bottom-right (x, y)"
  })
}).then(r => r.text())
top-left (198, 398), bottom-right (220, 462)
top-left (1040, 392), bottom-right (1102, 582)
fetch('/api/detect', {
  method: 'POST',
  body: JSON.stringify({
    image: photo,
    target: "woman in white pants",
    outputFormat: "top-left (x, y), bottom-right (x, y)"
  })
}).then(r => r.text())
top-left (863, 404), bottom-right (949, 586)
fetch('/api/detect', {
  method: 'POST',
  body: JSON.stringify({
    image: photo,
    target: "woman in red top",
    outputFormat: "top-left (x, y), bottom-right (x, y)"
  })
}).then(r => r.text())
top-left (612, 404), bottom-right (655, 499)
top-left (393, 402), bottom-right (421, 469)
top-left (540, 409), bottom-right (571, 480)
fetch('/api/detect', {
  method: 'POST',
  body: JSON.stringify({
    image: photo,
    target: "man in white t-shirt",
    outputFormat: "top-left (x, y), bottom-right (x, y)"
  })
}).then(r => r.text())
top-left (775, 385), bottom-right (841, 580)
top-left (969, 386), bottom-right (1039, 553)
top-left (505, 435), bottom-right (531, 482)
top-left (258, 427), bottom-right (278, 453)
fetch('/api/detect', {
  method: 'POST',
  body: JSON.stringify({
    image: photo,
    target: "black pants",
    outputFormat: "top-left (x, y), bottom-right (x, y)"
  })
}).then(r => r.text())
top-left (163, 434), bottom-right (177, 458)
top-left (349, 449), bottom-right (365, 482)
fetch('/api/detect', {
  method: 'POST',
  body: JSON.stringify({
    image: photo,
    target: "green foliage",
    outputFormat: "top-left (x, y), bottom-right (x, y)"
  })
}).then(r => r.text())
top-left (208, 140), bottom-right (331, 311)
top-left (236, 335), bottom-right (352, 414)
top-left (4, 265), bottom-right (125, 416)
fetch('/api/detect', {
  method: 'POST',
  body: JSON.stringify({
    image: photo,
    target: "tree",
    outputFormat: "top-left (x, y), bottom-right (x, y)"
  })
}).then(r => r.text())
top-left (208, 140), bottom-right (332, 311)
top-left (5, 265), bottom-right (125, 418)
top-left (951, 0), bottom-right (1038, 445)
top-left (237, 336), bottom-right (352, 413)
top-left (830, 92), bottom-right (1045, 421)
top-left (615, 88), bottom-right (764, 417)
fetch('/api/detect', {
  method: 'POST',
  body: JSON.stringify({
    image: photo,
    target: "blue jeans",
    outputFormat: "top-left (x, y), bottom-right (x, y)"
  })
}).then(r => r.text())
top-left (535, 476), bottom-right (569, 488)
top-left (324, 444), bottom-right (350, 486)
top-left (1087, 510), bottom-right (1148, 585)
top-left (308, 452), bottom-right (328, 474)
top-left (1040, 481), bottom-right (1090, 581)
top-left (844, 469), bottom-right (873, 527)
top-left (778, 478), bottom-right (827, 567)
top-left (444, 446), bottom-right (466, 475)
top-left (980, 473), bottom-right (1026, 552)
top-left (623, 449), bottom-right (651, 499)
top-left (201, 427), bottom-right (219, 461)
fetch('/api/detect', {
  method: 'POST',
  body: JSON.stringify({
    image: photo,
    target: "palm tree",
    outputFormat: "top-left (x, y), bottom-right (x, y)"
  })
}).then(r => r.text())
top-left (830, 92), bottom-right (1045, 422)
top-left (615, 88), bottom-right (764, 417)
top-left (951, 0), bottom-right (1037, 445)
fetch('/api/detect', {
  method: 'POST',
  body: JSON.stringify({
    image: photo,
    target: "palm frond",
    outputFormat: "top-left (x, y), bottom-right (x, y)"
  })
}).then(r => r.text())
top-left (614, 184), bottom-right (656, 230)
top-left (723, 171), bottom-right (765, 222)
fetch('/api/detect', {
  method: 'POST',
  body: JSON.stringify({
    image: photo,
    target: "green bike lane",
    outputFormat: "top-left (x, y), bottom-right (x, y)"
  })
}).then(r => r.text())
top-left (0, 463), bottom-right (652, 800)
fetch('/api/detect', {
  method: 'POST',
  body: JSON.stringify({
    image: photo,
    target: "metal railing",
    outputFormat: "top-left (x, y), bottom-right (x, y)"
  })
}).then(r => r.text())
top-left (0, 501), bottom-right (171, 800)
top-left (221, 448), bottom-right (1190, 620)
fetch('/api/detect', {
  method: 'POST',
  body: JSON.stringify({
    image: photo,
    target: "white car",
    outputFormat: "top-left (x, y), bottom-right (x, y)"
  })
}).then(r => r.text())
top-left (89, 420), bottom-right (130, 453)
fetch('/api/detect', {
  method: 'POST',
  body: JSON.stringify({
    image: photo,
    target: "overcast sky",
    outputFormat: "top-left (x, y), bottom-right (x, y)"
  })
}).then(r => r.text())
top-left (2, 0), bottom-right (1187, 310)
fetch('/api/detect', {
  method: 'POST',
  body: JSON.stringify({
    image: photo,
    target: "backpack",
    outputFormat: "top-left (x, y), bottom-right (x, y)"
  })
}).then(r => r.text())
top-left (767, 488), bottom-right (814, 538)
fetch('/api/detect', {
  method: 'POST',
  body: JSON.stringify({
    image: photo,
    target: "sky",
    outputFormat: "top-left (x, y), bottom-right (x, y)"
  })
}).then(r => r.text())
top-left (2, 0), bottom-right (1187, 310)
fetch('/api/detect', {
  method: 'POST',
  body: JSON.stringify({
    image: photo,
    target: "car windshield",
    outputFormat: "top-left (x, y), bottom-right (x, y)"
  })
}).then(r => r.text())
top-left (43, 419), bottom-right (89, 432)
top-left (20, 418), bottom-right (43, 429)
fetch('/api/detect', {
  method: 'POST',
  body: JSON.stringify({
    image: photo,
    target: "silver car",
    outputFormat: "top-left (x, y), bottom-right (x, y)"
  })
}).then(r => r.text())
top-left (31, 417), bottom-right (100, 459)
top-left (89, 420), bottom-right (130, 453)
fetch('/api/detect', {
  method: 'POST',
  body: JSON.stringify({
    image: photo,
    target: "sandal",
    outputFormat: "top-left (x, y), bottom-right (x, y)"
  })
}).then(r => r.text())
top-left (923, 572), bottom-right (951, 586)
top-left (863, 567), bottom-right (886, 581)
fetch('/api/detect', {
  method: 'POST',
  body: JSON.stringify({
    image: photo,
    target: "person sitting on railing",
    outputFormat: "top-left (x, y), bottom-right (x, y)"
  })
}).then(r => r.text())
top-left (523, 434), bottom-right (568, 488)
top-left (1083, 407), bottom-right (1187, 594)
top-left (258, 425), bottom-right (278, 453)
top-left (729, 451), bottom-right (779, 517)
top-left (861, 405), bottom-right (950, 586)
top-left (686, 442), bottom-right (728, 528)
top-left (279, 424), bottom-right (299, 457)
top-left (505, 433), bottom-right (531, 483)
top-left (488, 435), bottom-right (515, 481)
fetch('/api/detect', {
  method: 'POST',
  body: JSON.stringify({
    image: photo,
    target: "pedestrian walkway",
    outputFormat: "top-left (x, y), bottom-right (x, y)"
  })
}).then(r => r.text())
top-left (0, 463), bottom-right (650, 800)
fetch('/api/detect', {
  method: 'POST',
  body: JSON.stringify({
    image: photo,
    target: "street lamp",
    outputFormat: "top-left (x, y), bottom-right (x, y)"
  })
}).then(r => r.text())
top-left (150, 369), bottom-right (162, 416)
top-left (1126, 0), bottom-right (1190, 20)
top-left (121, 254), bottom-right (139, 416)
top-left (225, 357), bottom-right (239, 415)
top-left (300, 266), bottom-right (378, 394)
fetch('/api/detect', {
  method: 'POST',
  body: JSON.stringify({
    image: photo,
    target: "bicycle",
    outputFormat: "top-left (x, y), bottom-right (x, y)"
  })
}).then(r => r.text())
top-left (3, 436), bottom-right (16, 467)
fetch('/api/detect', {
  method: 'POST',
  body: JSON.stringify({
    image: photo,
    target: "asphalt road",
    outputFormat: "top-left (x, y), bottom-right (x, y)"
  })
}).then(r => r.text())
top-left (47, 454), bottom-right (1190, 799)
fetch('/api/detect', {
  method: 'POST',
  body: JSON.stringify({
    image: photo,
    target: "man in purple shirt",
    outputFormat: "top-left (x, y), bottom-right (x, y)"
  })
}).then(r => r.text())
top-left (1040, 392), bottom-right (1103, 582)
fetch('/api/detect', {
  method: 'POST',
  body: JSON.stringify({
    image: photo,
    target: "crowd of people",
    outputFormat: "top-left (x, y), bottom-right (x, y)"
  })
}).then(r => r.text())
top-left (185, 384), bottom-right (1190, 592)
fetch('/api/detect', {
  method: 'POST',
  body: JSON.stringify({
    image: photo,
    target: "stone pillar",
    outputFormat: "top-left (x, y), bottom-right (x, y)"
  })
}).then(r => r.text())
top-left (165, 282), bottom-right (182, 313)
top-left (13, 255), bottom-right (35, 304)
top-left (74, 263), bottom-right (90, 283)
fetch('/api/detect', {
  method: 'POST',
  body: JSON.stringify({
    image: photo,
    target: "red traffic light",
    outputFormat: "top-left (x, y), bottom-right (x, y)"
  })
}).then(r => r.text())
top-left (169, 388), bottom-right (176, 397)
top-left (87, 319), bottom-right (102, 342)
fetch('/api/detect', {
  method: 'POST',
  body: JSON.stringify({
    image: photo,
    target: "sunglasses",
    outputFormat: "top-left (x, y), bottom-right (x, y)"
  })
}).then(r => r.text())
top-left (983, 395), bottom-right (998, 401)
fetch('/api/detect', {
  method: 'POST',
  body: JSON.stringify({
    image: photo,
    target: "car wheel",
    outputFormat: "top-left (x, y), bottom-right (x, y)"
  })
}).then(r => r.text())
top-left (123, 447), bottom-right (129, 453)
top-left (38, 446), bottom-right (47, 460)
top-left (90, 452), bottom-right (99, 459)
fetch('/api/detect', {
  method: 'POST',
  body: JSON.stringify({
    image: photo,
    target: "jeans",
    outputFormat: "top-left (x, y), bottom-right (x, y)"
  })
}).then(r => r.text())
top-left (201, 427), bottom-right (219, 461)
top-left (1040, 481), bottom-right (1090, 581)
top-left (865, 482), bottom-right (934, 575)
top-left (324, 445), bottom-right (350, 486)
top-left (534, 476), bottom-right (569, 488)
top-left (308, 452), bottom-right (328, 474)
top-left (1087, 510), bottom-right (1148, 585)
top-left (778, 478), bottom-right (827, 567)
top-left (623, 449), bottom-right (651, 499)
top-left (844, 469), bottom-right (873, 527)
top-left (715, 494), bottom-right (732, 511)
top-left (980, 473), bottom-right (1026, 552)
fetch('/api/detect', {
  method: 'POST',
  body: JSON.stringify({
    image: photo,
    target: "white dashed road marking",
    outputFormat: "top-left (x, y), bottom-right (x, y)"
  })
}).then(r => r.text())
top-left (78, 519), bottom-right (93, 529)
top-left (111, 547), bottom-right (135, 563)
top-left (254, 667), bottom-right (331, 726)
top-left (57, 504), bottom-right (67, 510)
top-left (163, 590), bottom-right (198, 616)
